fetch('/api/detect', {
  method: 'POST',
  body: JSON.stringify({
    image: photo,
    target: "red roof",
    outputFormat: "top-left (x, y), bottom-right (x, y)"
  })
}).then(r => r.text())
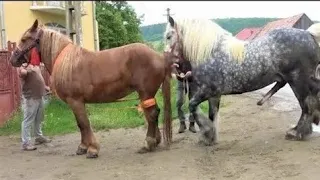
top-left (235, 28), bottom-right (261, 41)
top-left (253, 13), bottom-right (305, 39)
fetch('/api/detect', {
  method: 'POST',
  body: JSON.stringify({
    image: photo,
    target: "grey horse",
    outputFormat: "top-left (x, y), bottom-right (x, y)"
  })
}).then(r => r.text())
top-left (164, 16), bottom-right (320, 145)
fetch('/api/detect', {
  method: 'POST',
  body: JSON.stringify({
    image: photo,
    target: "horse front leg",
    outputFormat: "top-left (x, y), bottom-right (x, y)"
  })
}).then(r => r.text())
top-left (66, 98), bottom-right (100, 158)
top-left (189, 85), bottom-right (215, 146)
top-left (208, 96), bottom-right (221, 144)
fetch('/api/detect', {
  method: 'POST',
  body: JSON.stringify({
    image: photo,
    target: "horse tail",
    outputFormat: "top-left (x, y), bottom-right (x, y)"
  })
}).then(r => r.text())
top-left (161, 53), bottom-right (173, 146)
top-left (307, 23), bottom-right (320, 45)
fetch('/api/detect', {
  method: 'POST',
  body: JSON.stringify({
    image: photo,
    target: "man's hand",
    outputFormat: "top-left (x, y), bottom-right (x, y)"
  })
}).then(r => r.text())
top-left (45, 86), bottom-right (51, 92)
top-left (177, 71), bottom-right (192, 79)
top-left (18, 63), bottom-right (28, 78)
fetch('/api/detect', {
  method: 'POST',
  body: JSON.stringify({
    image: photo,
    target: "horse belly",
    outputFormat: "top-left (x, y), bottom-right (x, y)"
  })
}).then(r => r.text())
top-left (84, 82), bottom-right (134, 103)
top-left (238, 72), bottom-right (277, 93)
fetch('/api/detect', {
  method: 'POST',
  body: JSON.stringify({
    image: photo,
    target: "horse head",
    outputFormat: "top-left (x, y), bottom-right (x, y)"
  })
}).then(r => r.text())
top-left (10, 20), bottom-right (43, 67)
top-left (164, 16), bottom-right (185, 64)
top-left (164, 16), bottom-right (193, 79)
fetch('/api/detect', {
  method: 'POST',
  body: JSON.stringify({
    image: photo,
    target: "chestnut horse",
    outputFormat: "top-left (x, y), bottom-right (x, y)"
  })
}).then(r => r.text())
top-left (10, 20), bottom-right (173, 158)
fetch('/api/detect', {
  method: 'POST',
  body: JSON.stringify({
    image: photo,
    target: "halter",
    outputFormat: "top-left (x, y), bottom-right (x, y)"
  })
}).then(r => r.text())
top-left (14, 29), bottom-right (43, 65)
top-left (168, 25), bottom-right (185, 63)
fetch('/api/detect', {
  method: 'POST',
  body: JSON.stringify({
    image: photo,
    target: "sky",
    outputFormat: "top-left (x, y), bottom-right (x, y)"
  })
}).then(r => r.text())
top-left (128, 1), bottom-right (320, 26)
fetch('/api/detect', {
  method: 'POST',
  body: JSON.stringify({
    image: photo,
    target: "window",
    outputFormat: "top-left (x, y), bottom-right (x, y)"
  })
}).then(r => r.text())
top-left (45, 22), bottom-right (67, 35)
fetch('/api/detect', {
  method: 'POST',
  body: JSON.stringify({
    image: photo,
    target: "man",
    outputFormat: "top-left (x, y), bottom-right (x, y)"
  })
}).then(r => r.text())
top-left (19, 49), bottom-right (51, 151)
top-left (174, 60), bottom-right (197, 133)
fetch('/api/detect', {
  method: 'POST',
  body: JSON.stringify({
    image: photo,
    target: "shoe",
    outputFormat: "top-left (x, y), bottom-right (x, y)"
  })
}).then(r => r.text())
top-left (189, 122), bottom-right (197, 133)
top-left (178, 122), bottom-right (187, 133)
top-left (22, 144), bottom-right (37, 151)
top-left (35, 136), bottom-right (52, 145)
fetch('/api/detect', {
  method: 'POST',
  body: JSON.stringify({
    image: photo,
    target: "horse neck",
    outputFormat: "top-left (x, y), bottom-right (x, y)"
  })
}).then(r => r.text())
top-left (40, 34), bottom-right (71, 74)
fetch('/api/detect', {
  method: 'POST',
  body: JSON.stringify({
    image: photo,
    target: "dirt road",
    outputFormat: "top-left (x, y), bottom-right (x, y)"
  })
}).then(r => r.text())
top-left (1, 94), bottom-right (320, 180)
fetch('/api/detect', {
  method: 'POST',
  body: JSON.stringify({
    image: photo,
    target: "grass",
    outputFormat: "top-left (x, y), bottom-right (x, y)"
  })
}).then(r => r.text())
top-left (0, 80), bottom-right (228, 136)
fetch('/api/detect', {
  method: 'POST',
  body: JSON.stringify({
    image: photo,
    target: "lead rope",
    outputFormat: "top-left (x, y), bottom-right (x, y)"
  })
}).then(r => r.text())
top-left (183, 77), bottom-right (190, 104)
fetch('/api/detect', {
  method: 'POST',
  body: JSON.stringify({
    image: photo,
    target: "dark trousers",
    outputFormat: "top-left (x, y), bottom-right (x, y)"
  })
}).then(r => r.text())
top-left (176, 80), bottom-right (199, 123)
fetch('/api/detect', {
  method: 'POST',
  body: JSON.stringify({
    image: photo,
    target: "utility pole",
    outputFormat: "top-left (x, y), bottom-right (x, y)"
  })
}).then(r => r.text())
top-left (163, 7), bottom-right (175, 22)
top-left (65, 1), bottom-right (83, 46)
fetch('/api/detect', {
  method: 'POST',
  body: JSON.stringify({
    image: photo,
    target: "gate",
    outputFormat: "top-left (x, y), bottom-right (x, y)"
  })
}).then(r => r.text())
top-left (0, 42), bottom-right (17, 126)
top-left (0, 41), bottom-right (50, 126)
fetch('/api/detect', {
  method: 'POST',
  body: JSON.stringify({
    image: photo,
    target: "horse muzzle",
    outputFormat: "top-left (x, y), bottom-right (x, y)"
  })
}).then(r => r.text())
top-left (10, 50), bottom-right (28, 67)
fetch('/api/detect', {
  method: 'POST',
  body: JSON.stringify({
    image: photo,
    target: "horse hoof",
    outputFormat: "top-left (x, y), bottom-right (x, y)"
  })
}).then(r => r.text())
top-left (146, 136), bottom-right (157, 151)
top-left (86, 152), bottom-right (99, 159)
top-left (285, 129), bottom-right (302, 141)
top-left (76, 147), bottom-right (87, 155)
top-left (136, 147), bottom-right (151, 154)
top-left (198, 139), bottom-right (214, 146)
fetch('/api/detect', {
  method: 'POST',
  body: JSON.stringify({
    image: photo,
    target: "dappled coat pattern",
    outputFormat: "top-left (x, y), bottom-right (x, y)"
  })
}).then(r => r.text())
top-left (164, 16), bottom-right (320, 146)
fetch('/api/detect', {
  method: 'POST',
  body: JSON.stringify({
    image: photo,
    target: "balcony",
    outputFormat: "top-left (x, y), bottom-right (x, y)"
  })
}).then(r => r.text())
top-left (30, 1), bottom-right (87, 16)
top-left (30, 1), bottom-right (65, 15)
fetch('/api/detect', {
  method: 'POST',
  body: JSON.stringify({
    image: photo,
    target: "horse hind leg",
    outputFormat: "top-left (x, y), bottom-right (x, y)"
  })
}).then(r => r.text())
top-left (285, 78), bottom-right (314, 141)
top-left (137, 94), bottom-right (161, 154)
top-left (66, 98), bottom-right (100, 158)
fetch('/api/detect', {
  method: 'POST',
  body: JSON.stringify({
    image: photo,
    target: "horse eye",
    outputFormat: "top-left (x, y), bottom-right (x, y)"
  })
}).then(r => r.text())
top-left (166, 35), bottom-right (172, 40)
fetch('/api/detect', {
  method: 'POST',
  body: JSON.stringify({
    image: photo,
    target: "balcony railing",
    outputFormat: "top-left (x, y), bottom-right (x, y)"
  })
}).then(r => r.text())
top-left (30, 1), bottom-right (86, 16)
top-left (30, 1), bottom-right (65, 15)
top-left (32, 1), bottom-right (65, 8)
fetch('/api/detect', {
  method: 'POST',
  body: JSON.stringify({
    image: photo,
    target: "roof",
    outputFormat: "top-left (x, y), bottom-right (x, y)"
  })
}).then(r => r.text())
top-left (235, 28), bottom-right (261, 41)
top-left (253, 13), bottom-right (305, 39)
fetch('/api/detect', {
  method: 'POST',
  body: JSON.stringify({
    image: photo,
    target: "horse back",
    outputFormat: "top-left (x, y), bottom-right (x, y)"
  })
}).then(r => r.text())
top-left (65, 43), bottom-right (166, 102)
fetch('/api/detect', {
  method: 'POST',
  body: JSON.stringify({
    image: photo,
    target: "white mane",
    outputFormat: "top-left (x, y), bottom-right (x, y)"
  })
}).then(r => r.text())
top-left (165, 18), bottom-right (247, 64)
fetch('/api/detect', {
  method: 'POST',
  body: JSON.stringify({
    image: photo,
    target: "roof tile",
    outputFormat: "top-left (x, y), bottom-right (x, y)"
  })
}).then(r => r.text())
top-left (235, 28), bottom-right (261, 40)
top-left (253, 13), bottom-right (304, 39)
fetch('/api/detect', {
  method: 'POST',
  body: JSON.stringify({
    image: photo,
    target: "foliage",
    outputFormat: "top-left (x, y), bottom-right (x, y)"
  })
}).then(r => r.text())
top-left (140, 17), bottom-right (279, 42)
top-left (96, 1), bottom-right (143, 50)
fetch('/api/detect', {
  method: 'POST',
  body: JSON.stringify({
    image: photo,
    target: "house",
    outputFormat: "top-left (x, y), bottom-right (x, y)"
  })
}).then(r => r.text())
top-left (254, 13), bottom-right (313, 39)
top-left (235, 13), bottom-right (314, 41)
top-left (0, 1), bottom-right (100, 125)
top-left (235, 27), bottom-right (261, 41)
top-left (0, 1), bottom-right (99, 51)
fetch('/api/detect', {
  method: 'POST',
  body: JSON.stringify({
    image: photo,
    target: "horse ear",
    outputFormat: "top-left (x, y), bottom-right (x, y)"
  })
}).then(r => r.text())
top-left (168, 16), bottom-right (175, 27)
top-left (30, 19), bottom-right (39, 32)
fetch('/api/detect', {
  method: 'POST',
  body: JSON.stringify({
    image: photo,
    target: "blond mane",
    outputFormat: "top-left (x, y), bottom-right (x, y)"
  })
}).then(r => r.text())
top-left (39, 27), bottom-right (83, 93)
top-left (166, 18), bottom-right (247, 64)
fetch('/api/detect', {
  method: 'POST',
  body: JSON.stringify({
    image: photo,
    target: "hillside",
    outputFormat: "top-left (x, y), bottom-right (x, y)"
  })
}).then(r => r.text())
top-left (140, 17), bottom-right (279, 42)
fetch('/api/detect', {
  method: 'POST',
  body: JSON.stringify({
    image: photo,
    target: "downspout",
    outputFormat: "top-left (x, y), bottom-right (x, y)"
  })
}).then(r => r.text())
top-left (0, 1), bottom-right (7, 49)
top-left (92, 1), bottom-right (99, 51)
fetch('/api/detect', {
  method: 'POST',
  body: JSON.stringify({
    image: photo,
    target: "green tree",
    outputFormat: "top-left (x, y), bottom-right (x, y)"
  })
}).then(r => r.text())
top-left (96, 1), bottom-right (143, 49)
